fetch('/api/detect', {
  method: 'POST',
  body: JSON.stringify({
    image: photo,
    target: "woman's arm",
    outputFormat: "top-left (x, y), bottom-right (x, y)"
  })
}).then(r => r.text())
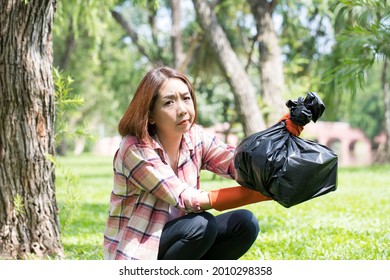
top-left (199, 128), bottom-right (236, 180)
top-left (208, 186), bottom-right (272, 211)
top-left (120, 142), bottom-right (189, 208)
top-left (180, 185), bottom-right (272, 212)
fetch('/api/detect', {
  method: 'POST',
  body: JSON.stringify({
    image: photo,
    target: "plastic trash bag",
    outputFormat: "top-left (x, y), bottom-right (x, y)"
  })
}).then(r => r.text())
top-left (234, 92), bottom-right (338, 208)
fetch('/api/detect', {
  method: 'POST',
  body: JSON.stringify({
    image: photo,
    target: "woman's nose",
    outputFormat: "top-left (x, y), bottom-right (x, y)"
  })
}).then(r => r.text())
top-left (177, 101), bottom-right (187, 116)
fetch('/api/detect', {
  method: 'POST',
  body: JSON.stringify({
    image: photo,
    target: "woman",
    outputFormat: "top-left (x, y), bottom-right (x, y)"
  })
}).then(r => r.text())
top-left (103, 66), bottom-right (273, 260)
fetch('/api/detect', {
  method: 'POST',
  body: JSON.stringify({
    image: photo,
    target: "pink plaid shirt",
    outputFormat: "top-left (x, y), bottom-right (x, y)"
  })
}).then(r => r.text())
top-left (103, 124), bottom-right (236, 260)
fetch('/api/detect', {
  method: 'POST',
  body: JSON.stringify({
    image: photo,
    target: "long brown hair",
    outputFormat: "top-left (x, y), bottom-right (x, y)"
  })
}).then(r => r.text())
top-left (118, 66), bottom-right (198, 140)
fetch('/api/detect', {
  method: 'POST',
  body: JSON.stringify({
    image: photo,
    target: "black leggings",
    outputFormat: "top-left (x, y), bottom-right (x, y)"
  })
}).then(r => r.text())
top-left (157, 209), bottom-right (260, 260)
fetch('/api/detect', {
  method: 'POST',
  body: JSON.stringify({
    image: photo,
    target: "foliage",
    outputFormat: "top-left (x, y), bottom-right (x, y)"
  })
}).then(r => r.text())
top-left (53, 0), bottom-right (151, 138)
top-left (53, 68), bottom-right (88, 147)
top-left (329, 0), bottom-right (390, 93)
top-left (271, 0), bottom-right (331, 110)
top-left (53, 68), bottom-right (97, 233)
top-left (57, 167), bottom-right (80, 232)
top-left (321, 0), bottom-right (389, 96)
top-left (56, 154), bottom-right (390, 260)
top-left (316, 0), bottom-right (390, 142)
top-left (337, 63), bottom-right (385, 141)
top-left (13, 194), bottom-right (26, 217)
top-left (54, 0), bottom-right (117, 42)
top-left (51, 0), bottom-right (388, 149)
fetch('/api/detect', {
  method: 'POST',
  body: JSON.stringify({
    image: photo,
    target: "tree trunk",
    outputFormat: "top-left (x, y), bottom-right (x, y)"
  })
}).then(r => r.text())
top-left (192, 0), bottom-right (266, 136)
top-left (170, 0), bottom-right (185, 69)
top-left (249, 0), bottom-right (286, 124)
top-left (58, 19), bottom-right (75, 70)
top-left (0, 0), bottom-right (64, 259)
top-left (381, 58), bottom-right (390, 162)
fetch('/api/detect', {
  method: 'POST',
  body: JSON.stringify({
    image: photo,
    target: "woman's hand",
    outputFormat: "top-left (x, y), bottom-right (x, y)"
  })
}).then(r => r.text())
top-left (180, 188), bottom-right (211, 212)
top-left (279, 113), bottom-right (304, 136)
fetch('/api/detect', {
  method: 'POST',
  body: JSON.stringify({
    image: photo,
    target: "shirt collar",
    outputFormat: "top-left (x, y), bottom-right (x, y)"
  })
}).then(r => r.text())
top-left (182, 131), bottom-right (194, 152)
top-left (151, 131), bottom-right (194, 160)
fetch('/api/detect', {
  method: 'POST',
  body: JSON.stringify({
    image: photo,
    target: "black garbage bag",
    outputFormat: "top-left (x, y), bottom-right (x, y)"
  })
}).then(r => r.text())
top-left (234, 92), bottom-right (338, 208)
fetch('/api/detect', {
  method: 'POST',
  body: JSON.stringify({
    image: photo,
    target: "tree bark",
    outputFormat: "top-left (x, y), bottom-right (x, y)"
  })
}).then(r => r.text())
top-left (0, 0), bottom-right (64, 259)
top-left (192, 0), bottom-right (266, 135)
top-left (249, 0), bottom-right (286, 124)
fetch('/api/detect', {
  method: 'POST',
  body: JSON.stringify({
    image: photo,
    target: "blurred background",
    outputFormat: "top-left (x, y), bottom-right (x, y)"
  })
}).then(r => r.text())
top-left (52, 0), bottom-right (390, 167)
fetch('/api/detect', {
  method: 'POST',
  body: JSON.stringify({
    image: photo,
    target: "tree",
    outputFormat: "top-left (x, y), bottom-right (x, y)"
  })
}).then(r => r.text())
top-left (170, 0), bottom-right (186, 69)
top-left (249, 0), bottom-right (286, 123)
top-left (110, 1), bottom-right (247, 133)
top-left (53, 0), bottom-right (119, 154)
top-left (0, 0), bottom-right (63, 259)
top-left (322, 0), bottom-right (390, 162)
top-left (192, 0), bottom-right (266, 135)
top-left (277, 0), bottom-right (333, 99)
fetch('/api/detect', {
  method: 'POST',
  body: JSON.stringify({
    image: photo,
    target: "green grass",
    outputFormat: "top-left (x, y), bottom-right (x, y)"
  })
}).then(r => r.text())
top-left (56, 154), bottom-right (390, 260)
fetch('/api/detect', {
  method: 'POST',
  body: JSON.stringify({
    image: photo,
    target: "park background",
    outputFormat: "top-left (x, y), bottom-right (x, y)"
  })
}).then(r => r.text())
top-left (0, 0), bottom-right (389, 260)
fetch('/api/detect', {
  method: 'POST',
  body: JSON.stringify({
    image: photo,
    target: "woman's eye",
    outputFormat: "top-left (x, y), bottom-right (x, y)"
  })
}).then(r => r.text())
top-left (164, 100), bottom-right (173, 106)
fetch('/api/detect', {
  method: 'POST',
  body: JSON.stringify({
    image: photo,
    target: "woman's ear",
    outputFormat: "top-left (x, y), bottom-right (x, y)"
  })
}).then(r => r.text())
top-left (148, 116), bottom-right (155, 125)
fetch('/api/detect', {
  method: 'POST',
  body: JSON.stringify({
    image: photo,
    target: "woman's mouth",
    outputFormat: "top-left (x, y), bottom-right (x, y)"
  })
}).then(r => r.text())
top-left (178, 119), bottom-right (189, 125)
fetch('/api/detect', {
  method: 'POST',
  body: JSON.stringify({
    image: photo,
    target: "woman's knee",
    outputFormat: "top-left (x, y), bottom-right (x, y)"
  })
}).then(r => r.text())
top-left (231, 209), bottom-right (260, 237)
top-left (186, 212), bottom-right (218, 241)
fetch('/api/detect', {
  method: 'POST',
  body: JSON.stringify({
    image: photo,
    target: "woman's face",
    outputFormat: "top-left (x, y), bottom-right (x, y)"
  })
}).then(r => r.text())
top-left (150, 78), bottom-right (195, 140)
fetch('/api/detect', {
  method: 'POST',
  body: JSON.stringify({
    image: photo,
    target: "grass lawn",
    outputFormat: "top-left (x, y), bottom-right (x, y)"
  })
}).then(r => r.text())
top-left (56, 154), bottom-right (390, 260)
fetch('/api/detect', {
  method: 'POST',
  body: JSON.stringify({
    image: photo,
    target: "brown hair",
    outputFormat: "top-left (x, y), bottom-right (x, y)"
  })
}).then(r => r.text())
top-left (118, 66), bottom-right (197, 140)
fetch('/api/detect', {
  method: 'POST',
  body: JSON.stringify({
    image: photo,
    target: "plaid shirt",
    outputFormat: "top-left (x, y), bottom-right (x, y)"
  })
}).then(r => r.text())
top-left (103, 124), bottom-right (236, 260)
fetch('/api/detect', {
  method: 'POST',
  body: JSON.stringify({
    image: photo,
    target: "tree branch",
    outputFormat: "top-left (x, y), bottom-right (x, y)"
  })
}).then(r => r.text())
top-left (110, 9), bottom-right (152, 61)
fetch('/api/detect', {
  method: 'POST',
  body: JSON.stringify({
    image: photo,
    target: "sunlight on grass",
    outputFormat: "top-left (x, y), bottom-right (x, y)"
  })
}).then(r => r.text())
top-left (56, 154), bottom-right (390, 260)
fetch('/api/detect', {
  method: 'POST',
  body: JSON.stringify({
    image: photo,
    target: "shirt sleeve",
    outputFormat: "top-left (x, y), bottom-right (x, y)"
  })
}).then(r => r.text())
top-left (119, 143), bottom-right (198, 211)
top-left (199, 127), bottom-right (236, 179)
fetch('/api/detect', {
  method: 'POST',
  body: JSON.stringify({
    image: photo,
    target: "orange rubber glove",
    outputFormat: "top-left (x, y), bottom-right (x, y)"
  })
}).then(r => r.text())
top-left (208, 186), bottom-right (272, 211)
top-left (279, 113), bottom-right (304, 136)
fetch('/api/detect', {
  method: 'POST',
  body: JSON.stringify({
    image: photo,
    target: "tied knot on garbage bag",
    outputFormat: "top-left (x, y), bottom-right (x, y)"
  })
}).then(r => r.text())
top-left (280, 92), bottom-right (326, 136)
top-left (234, 92), bottom-right (338, 208)
top-left (287, 91), bottom-right (326, 126)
